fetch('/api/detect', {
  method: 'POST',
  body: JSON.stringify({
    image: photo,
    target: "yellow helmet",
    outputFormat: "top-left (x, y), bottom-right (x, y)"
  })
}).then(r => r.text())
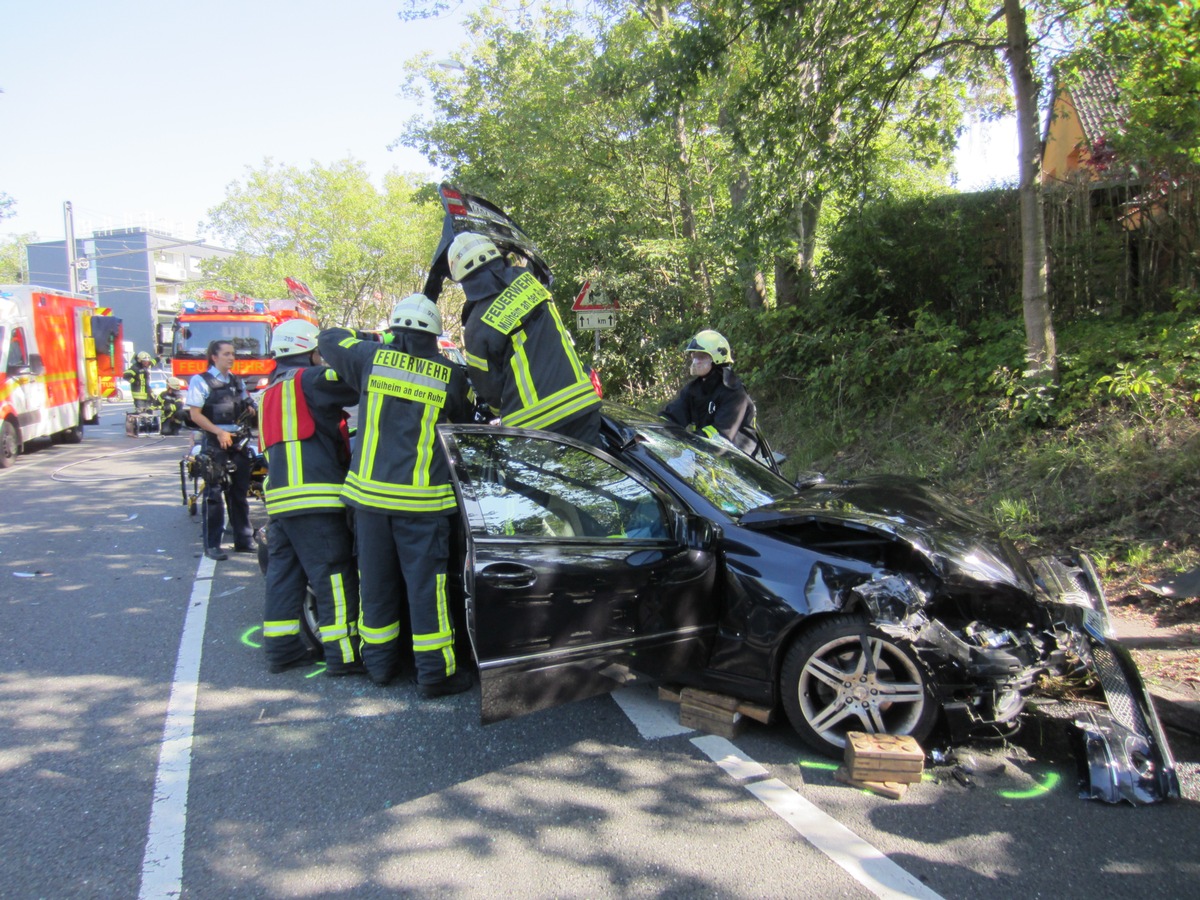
top-left (685, 330), bottom-right (732, 365)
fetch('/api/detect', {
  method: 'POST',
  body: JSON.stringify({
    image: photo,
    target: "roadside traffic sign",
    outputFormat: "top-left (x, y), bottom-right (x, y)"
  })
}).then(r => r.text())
top-left (576, 310), bottom-right (617, 330)
top-left (571, 280), bottom-right (619, 312)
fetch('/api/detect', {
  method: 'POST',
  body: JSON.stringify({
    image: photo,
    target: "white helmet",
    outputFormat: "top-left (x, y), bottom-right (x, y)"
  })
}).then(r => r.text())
top-left (448, 232), bottom-right (502, 282)
top-left (390, 293), bottom-right (442, 335)
top-left (271, 319), bottom-right (320, 358)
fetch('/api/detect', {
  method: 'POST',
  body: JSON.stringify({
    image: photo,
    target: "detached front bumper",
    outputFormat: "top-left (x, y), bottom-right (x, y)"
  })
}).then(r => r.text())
top-left (1034, 553), bottom-right (1180, 804)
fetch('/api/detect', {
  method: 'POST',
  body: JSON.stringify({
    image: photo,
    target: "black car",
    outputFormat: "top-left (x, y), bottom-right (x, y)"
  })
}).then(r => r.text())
top-left (427, 402), bottom-right (1177, 805)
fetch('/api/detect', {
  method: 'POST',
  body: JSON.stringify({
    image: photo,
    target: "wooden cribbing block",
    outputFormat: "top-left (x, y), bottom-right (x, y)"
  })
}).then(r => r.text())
top-left (844, 732), bottom-right (924, 783)
top-left (834, 766), bottom-right (909, 800)
top-left (679, 702), bottom-right (744, 739)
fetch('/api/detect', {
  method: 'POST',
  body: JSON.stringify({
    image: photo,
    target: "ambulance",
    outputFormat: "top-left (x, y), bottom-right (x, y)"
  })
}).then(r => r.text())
top-left (0, 285), bottom-right (123, 467)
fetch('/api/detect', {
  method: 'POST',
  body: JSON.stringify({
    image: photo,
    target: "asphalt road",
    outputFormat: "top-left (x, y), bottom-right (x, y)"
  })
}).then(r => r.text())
top-left (2, 404), bottom-right (1198, 899)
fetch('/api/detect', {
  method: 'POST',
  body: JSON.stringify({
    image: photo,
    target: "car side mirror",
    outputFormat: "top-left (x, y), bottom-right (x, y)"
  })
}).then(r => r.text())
top-left (794, 470), bottom-right (826, 490)
top-left (673, 511), bottom-right (718, 549)
top-left (28, 354), bottom-right (45, 376)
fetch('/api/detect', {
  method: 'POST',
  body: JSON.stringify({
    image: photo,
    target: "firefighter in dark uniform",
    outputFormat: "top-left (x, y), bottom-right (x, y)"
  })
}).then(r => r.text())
top-left (187, 340), bottom-right (255, 561)
top-left (258, 319), bottom-right (364, 675)
top-left (156, 376), bottom-right (188, 435)
top-left (447, 232), bottom-right (601, 444)
top-left (660, 330), bottom-right (760, 454)
top-left (318, 294), bottom-right (474, 695)
top-left (124, 351), bottom-right (154, 410)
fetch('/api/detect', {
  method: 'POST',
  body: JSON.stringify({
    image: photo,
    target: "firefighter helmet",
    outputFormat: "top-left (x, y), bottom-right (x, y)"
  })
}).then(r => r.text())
top-left (271, 319), bottom-right (320, 358)
top-left (167, 376), bottom-right (186, 390)
top-left (135, 351), bottom-right (152, 363)
top-left (390, 293), bottom-right (442, 335)
top-left (685, 330), bottom-right (733, 365)
top-left (448, 232), bottom-right (502, 282)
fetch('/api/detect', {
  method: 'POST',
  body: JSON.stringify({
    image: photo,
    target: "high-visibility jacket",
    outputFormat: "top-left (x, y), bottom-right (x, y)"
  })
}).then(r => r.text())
top-left (660, 364), bottom-right (759, 454)
top-left (123, 364), bottom-right (151, 401)
top-left (258, 359), bottom-right (359, 518)
top-left (462, 268), bottom-right (600, 442)
top-left (317, 328), bottom-right (471, 516)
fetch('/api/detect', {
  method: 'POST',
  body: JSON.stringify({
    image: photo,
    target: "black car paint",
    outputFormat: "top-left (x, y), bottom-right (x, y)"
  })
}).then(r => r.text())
top-left (438, 404), bottom-right (1177, 803)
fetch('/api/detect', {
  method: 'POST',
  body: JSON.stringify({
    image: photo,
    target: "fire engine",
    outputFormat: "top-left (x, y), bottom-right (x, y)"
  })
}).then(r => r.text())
top-left (167, 284), bottom-right (318, 391)
top-left (1, 285), bottom-right (123, 467)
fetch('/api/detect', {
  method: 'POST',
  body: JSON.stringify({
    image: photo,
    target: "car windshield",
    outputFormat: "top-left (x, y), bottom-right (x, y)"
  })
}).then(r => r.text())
top-left (635, 427), bottom-right (795, 516)
top-left (173, 320), bottom-right (272, 357)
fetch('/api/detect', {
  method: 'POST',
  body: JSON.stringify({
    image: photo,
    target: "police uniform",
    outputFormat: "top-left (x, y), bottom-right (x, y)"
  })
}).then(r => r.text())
top-left (460, 261), bottom-right (601, 444)
top-left (660, 365), bottom-right (759, 454)
top-left (186, 367), bottom-right (254, 553)
top-left (258, 357), bottom-right (363, 674)
top-left (317, 326), bottom-right (472, 687)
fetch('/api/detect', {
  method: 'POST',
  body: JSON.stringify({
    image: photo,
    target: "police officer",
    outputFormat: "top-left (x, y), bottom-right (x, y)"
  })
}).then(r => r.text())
top-left (259, 320), bottom-right (364, 675)
top-left (156, 376), bottom-right (188, 435)
top-left (660, 330), bottom-right (760, 454)
top-left (448, 232), bottom-right (601, 444)
top-left (318, 294), bottom-right (474, 695)
top-left (124, 351), bottom-right (154, 410)
top-left (187, 340), bottom-right (255, 561)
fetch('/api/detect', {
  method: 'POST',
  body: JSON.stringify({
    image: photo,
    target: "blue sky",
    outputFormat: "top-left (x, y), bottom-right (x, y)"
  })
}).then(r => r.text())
top-left (1, 0), bottom-right (1015, 243)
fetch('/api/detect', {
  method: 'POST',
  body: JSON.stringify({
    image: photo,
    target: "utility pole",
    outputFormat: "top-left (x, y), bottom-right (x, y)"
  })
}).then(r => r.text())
top-left (63, 201), bottom-right (79, 293)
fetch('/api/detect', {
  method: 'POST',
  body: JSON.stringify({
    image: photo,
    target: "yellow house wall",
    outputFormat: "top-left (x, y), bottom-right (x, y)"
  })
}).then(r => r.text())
top-left (1042, 92), bottom-right (1091, 184)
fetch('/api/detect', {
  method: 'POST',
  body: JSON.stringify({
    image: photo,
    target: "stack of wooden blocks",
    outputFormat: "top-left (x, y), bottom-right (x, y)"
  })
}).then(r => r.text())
top-left (834, 732), bottom-right (925, 799)
top-left (659, 686), bottom-right (772, 739)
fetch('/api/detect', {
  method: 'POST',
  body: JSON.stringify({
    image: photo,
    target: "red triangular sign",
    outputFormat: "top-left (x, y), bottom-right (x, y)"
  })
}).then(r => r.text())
top-left (571, 280), bottom-right (618, 311)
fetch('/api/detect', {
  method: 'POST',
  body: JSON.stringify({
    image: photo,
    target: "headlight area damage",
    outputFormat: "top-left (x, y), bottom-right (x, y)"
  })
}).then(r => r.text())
top-left (744, 477), bottom-right (1181, 805)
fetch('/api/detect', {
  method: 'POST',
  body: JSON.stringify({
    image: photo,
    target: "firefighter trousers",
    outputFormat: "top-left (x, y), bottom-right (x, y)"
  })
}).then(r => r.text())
top-left (355, 510), bottom-right (457, 685)
top-left (263, 512), bottom-right (361, 672)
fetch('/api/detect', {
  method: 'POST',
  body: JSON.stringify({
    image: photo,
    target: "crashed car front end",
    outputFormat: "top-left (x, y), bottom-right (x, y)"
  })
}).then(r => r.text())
top-left (741, 476), bottom-right (1180, 804)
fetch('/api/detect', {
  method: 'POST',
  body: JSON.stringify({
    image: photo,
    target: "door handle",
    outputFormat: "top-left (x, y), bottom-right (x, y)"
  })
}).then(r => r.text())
top-left (480, 563), bottom-right (537, 589)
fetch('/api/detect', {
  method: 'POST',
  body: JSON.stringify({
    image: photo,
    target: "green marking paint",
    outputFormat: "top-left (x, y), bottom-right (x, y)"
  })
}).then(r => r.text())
top-left (240, 626), bottom-right (263, 649)
top-left (999, 771), bottom-right (1060, 799)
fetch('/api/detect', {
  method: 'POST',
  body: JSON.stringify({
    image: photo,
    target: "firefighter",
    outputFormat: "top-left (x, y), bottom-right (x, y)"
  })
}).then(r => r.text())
top-left (318, 294), bottom-right (474, 695)
top-left (660, 330), bottom-right (760, 454)
top-left (124, 351), bottom-right (154, 410)
top-left (187, 340), bottom-right (255, 561)
top-left (258, 319), bottom-right (364, 675)
top-left (447, 232), bottom-right (601, 444)
top-left (155, 376), bottom-right (188, 435)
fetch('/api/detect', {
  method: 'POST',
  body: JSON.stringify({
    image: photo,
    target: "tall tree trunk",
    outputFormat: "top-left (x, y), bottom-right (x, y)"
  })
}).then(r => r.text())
top-left (728, 166), bottom-right (767, 309)
top-left (1005, 0), bottom-right (1058, 381)
top-left (776, 191), bottom-right (822, 309)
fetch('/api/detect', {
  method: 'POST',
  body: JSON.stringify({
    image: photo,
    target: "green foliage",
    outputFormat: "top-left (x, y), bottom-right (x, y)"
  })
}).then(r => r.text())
top-left (0, 232), bottom-right (35, 283)
top-left (204, 161), bottom-right (442, 328)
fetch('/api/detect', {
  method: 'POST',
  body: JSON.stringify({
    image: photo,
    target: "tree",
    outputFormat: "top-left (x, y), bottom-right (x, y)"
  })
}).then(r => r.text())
top-left (0, 232), bottom-right (35, 284)
top-left (204, 160), bottom-right (443, 328)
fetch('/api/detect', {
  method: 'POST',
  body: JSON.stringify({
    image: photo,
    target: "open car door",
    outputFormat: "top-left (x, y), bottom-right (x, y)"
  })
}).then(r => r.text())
top-left (439, 425), bottom-right (719, 724)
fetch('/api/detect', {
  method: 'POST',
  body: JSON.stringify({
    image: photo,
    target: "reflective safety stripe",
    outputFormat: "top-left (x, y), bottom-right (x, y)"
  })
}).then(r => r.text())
top-left (359, 618), bottom-right (401, 645)
top-left (342, 471), bottom-right (456, 513)
top-left (503, 379), bottom-right (601, 430)
top-left (366, 349), bottom-right (450, 408)
top-left (412, 574), bottom-right (455, 676)
top-left (480, 273), bottom-right (549, 335)
top-left (700, 425), bottom-right (720, 439)
top-left (510, 329), bottom-right (538, 409)
top-left (414, 402), bottom-right (438, 487)
top-left (263, 483), bottom-right (346, 516)
top-left (263, 619), bottom-right (301, 637)
top-left (465, 351), bottom-right (489, 372)
top-left (544, 301), bottom-right (588, 382)
top-left (319, 572), bottom-right (357, 664)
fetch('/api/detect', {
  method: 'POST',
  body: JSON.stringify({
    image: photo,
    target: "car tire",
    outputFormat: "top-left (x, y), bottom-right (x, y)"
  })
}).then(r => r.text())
top-left (61, 424), bottom-right (83, 444)
top-left (1, 420), bottom-right (17, 468)
top-left (780, 614), bottom-right (938, 757)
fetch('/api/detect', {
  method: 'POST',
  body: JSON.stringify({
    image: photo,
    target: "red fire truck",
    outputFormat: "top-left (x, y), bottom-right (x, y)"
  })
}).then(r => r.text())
top-left (167, 285), bottom-right (318, 391)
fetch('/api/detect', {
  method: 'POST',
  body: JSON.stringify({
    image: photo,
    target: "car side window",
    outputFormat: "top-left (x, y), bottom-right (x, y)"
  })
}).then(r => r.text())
top-left (6, 327), bottom-right (28, 368)
top-left (456, 433), bottom-right (669, 540)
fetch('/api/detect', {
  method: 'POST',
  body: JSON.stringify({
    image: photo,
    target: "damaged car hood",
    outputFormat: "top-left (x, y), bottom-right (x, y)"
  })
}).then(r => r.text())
top-left (740, 475), bottom-right (1037, 594)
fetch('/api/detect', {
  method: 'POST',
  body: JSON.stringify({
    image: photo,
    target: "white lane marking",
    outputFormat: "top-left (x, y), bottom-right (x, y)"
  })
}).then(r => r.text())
top-left (692, 736), bottom-right (944, 900)
top-left (138, 556), bottom-right (215, 899)
top-left (690, 734), bottom-right (769, 780)
top-left (611, 684), bottom-right (694, 739)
